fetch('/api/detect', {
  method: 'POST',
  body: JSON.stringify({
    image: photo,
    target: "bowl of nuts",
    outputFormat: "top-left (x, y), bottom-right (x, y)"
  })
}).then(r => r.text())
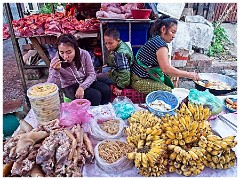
top-left (223, 97), bottom-right (237, 113)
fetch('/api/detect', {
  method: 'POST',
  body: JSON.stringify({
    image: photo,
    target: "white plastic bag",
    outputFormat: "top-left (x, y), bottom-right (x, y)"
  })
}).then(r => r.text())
top-left (90, 117), bottom-right (124, 140)
top-left (94, 139), bottom-right (134, 173)
top-left (88, 103), bottom-right (116, 121)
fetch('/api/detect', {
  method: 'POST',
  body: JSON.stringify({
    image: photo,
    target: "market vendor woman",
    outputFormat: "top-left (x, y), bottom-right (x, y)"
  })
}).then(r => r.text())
top-left (131, 17), bottom-right (200, 94)
top-left (47, 34), bottom-right (111, 106)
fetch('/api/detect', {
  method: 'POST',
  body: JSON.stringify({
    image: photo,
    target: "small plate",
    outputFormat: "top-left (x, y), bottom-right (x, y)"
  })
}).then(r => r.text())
top-left (223, 97), bottom-right (237, 113)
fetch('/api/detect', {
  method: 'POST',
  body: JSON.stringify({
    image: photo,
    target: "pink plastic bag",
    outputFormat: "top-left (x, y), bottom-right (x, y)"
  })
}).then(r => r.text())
top-left (60, 99), bottom-right (93, 127)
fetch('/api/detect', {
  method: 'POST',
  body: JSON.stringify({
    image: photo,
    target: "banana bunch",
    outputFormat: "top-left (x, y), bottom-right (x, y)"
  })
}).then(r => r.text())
top-left (138, 158), bottom-right (168, 177)
top-left (203, 150), bottom-right (236, 169)
top-left (126, 111), bottom-right (169, 176)
top-left (126, 111), bottom-right (163, 148)
top-left (168, 145), bottom-right (206, 176)
top-left (160, 103), bottom-right (212, 148)
top-left (198, 135), bottom-right (237, 155)
top-left (198, 135), bottom-right (237, 169)
top-left (127, 139), bottom-right (167, 164)
top-left (128, 110), bottom-right (161, 128)
top-left (176, 102), bottom-right (211, 122)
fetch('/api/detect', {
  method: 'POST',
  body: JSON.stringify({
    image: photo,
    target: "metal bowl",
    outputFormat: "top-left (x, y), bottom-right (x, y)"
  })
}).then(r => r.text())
top-left (194, 73), bottom-right (237, 96)
top-left (223, 97), bottom-right (237, 113)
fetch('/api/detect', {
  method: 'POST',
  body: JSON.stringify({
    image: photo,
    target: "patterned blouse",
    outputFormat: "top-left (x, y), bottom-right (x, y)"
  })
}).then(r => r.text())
top-left (132, 35), bottom-right (168, 78)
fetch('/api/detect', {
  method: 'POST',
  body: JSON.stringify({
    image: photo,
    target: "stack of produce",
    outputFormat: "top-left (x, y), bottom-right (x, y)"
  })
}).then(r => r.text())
top-left (199, 135), bottom-right (237, 170)
top-left (125, 102), bottom-right (237, 177)
top-left (27, 83), bottom-right (60, 122)
top-left (160, 102), bottom-right (212, 148)
top-left (94, 139), bottom-right (134, 173)
top-left (125, 111), bottom-right (168, 176)
top-left (3, 119), bottom-right (94, 177)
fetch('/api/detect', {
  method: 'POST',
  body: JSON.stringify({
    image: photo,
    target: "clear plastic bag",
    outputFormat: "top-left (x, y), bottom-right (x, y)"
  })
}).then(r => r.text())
top-left (90, 117), bottom-right (124, 140)
top-left (60, 99), bottom-right (92, 127)
top-left (88, 103), bottom-right (116, 121)
top-left (188, 89), bottom-right (223, 115)
top-left (94, 139), bottom-right (134, 174)
top-left (112, 96), bottom-right (136, 120)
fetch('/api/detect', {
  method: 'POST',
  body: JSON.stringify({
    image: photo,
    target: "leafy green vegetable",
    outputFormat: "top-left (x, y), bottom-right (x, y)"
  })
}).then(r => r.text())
top-left (207, 22), bottom-right (230, 57)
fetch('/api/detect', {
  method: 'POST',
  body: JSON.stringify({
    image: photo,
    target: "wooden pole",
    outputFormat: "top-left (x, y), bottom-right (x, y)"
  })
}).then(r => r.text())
top-left (3, 3), bottom-right (28, 94)
top-left (51, 3), bottom-right (55, 14)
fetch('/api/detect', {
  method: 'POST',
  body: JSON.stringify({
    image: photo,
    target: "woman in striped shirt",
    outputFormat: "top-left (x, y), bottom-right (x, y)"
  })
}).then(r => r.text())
top-left (131, 17), bottom-right (200, 94)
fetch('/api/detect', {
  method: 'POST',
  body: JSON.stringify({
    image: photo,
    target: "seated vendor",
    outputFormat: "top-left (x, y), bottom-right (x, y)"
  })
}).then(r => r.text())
top-left (97, 28), bottom-right (134, 96)
top-left (47, 34), bottom-right (111, 106)
top-left (131, 16), bottom-right (200, 94)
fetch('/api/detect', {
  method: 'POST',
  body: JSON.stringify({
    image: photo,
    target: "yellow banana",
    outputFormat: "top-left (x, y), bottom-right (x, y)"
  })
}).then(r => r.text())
top-left (191, 121), bottom-right (199, 131)
top-left (141, 153), bottom-right (148, 167)
top-left (211, 150), bottom-right (222, 156)
top-left (188, 130), bottom-right (195, 137)
top-left (179, 117), bottom-right (187, 126)
top-left (207, 134), bottom-right (222, 141)
top-left (172, 126), bottom-right (180, 133)
top-left (146, 134), bottom-right (154, 141)
top-left (146, 153), bottom-right (155, 167)
top-left (188, 150), bottom-right (199, 160)
top-left (219, 156), bottom-right (226, 164)
top-left (169, 152), bottom-right (177, 160)
top-left (182, 131), bottom-right (189, 139)
top-left (172, 139), bottom-right (179, 145)
top-left (134, 153), bottom-right (142, 168)
top-left (146, 128), bottom-right (153, 135)
top-left (192, 169), bottom-right (201, 175)
top-left (150, 129), bottom-right (162, 136)
top-left (197, 164), bottom-right (205, 171)
top-left (166, 139), bottom-right (173, 145)
top-left (140, 132), bottom-right (147, 140)
top-left (179, 123), bottom-right (186, 131)
top-left (172, 119), bottom-right (180, 127)
top-left (194, 104), bottom-right (200, 121)
top-left (211, 155), bottom-right (219, 164)
top-left (188, 102), bottom-right (195, 115)
top-left (174, 161), bottom-right (181, 169)
top-left (127, 152), bottom-right (136, 160)
top-left (175, 169), bottom-right (183, 175)
top-left (175, 132), bottom-right (183, 140)
top-left (183, 171), bottom-right (192, 176)
top-left (223, 139), bottom-right (237, 148)
top-left (165, 126), bottom-right (174, 132)
top-left (184, 136), bottom-right (193, 144)
top-left (223, 135), bottom-right (236, 141)
top-left (166, 131), bottom-right (176, 139)
top-left (138, 139), bottom-right (145, 149)
top-left (179, 139), bottom-right (186, 146)
top-left (216, 164), bottom-right (224, 170)
top-left (168, 165), bottom-right (176, 173)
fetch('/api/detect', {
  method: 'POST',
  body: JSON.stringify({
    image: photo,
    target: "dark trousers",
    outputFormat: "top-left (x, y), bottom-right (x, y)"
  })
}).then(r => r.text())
top-left (62, 81), bottom-right (111, 106)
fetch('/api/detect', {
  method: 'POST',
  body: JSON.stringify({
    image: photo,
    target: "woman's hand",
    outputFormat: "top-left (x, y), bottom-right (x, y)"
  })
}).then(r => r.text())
top-left (188, 72), bottom-right (200, 81)
top-left (113, 87), bottom-right (122, 96)
top-left (75, 86), bottom-right (84, 99)
top-left (51, 59), bottom-right (61, 70)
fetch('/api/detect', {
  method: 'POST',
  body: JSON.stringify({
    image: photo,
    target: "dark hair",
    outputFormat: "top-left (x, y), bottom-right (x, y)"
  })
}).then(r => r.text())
top-left (104, 28), bottom-right (120, 40)
top-left (56, 34), bottom-right (81, 70)
top-left (150, 16), bottom-right (178, 37)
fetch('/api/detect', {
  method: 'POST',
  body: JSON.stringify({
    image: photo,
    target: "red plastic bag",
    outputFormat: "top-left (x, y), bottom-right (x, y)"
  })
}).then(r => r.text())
top-left (60, 99), bottom-right (92, 127)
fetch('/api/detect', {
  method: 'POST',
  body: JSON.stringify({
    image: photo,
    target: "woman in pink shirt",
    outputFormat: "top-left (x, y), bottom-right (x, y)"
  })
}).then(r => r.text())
top-left (47, 34), bottom-right (111, 106)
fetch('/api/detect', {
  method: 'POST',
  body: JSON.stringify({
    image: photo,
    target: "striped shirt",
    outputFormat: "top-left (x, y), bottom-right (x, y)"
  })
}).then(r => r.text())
top-left (132, 35), bottom-right (168, 78)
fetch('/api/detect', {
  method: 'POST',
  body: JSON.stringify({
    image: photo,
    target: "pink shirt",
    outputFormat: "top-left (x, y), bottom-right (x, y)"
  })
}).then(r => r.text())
top-left (47, 48), bottom-right (96, 90)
